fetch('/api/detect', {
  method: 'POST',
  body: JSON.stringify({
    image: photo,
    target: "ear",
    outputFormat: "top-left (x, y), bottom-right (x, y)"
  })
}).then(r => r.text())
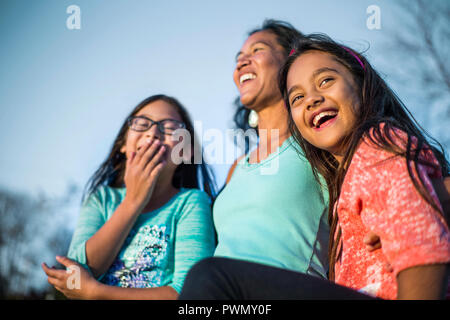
top-left (120, 144), bottom-right (126, 154)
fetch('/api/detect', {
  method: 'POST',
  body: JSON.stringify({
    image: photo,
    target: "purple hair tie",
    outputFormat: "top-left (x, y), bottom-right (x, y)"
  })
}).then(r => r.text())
top-left (341, 46), bottom-right (365, 71)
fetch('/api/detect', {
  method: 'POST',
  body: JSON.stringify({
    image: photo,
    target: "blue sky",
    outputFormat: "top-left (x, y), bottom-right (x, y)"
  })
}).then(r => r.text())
top-left (0, 0), bottom-right (447, 204)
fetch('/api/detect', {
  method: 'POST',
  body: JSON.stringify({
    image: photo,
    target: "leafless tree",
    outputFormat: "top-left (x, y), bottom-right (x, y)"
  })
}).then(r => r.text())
top-left (0, 184), bottom-right (77, 299)
top-left (382, 0), bottom-right (450, 149)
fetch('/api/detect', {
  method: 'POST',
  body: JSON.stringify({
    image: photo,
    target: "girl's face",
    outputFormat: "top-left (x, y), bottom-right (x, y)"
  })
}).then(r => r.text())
top-left (120, 100), bottom-right (186, 172)
top-left (286, 50), bottom-right (361, 162)
top-left (233, 31), bottom-right (286, 109)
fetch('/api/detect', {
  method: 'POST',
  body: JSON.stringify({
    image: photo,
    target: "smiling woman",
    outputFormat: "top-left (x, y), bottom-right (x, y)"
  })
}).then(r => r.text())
top-left (42, 94), bottom-right (218, 299)
top-left (233, 29), bottom-right (287, 117)
top-left (183, 20), bottom-right (332, 289)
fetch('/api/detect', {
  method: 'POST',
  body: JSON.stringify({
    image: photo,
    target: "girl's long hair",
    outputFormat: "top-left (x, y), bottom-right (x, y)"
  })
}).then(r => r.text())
top-left (82, 94), bottom-right (217, 203)
top-left (278, 34), bottom-right (449, 280)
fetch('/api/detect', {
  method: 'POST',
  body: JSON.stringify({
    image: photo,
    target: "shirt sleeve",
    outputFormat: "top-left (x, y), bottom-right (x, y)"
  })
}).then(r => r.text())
top-left (360, 143), bottom-right (450, 277)
top-left (67, 188), bottom-right (106, 275)
top-left (167, 190), bottom-right (216, 294)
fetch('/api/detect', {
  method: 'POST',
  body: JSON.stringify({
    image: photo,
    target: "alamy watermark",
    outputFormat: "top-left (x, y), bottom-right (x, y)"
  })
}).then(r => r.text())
top-left (366, 5), bottom-right (381, 30)
top-left (66, 5), bottom-right (81, 30)
top-left (66, 265), bottom-right (81, 289)
top-left (170, 123), bottom-right (281, 175)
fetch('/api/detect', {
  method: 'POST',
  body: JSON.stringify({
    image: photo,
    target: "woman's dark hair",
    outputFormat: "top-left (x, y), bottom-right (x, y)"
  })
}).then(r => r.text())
top-left (233, 19), bottom-right (304, 151)
top-left (82, 94), bottom-right (217, 203)
top-left (278, 34), bottom-right (449, 280)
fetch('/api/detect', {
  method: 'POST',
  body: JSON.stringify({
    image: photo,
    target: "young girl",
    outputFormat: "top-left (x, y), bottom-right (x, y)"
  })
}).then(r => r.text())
top-left (179, 34), bottom-right (449, 300)
top-left (278, 34), bottom-right (450, 299)
top-left (42, 94), bottom-right (217, 299)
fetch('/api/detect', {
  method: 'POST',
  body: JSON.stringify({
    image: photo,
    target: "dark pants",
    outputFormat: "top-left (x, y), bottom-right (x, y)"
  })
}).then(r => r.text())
top-left (179, 257), bottom-right (374, 300)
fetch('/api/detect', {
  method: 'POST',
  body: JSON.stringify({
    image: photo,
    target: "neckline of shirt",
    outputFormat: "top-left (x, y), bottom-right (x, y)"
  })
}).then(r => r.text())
top-left (240, 135), bottom-right (294, 170)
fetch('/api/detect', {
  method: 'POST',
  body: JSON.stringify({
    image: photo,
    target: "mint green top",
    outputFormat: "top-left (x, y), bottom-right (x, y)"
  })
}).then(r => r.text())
top-left (67, 187), bottom-right (216, 293)
top-left (213, 136), bottom-right (329, 278)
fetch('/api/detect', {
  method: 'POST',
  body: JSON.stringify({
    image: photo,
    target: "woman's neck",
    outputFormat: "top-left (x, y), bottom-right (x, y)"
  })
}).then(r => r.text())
top-left (249, 100), bottom-right (291, 163)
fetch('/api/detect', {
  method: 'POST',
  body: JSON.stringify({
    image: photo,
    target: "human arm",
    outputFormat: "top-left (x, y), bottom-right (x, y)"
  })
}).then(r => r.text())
top-left (44, 191), bottom-right (215, 299)
top-left (364, 176), bottom-right (450, 259)
top-left (79, 139), bottom-right (166, 277)
top-left (42, 256), bottom-right (178, 300)
top-left (353, 131), bottom-right (450, 300)
top-left (397, 263), bottom-right (449, 300)
top-left (168, 190), bottom-right (216, 294)
top-left (362, 156), bottom-right (450, 299)
top-left (395, 176), bottom-right (450, 300)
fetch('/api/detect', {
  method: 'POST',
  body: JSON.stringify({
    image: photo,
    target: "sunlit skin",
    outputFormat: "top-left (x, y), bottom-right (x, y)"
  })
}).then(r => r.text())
top-left (231, 31), bottom-right (291, 165)
top-left (120, 100), bottom-right (185, 180)
top-left (120, 99), bottom-right (186, 214)
top-left (286, 50), bottom-right (361, 164)
top-left (234, 31), bottom-right (286, 111)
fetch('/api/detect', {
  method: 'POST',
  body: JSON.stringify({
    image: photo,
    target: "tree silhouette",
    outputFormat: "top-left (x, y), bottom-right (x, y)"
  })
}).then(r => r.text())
top-left (382, 0), bottom-right (450, 148)
top-left (0, 184), bottom-right (78, 299)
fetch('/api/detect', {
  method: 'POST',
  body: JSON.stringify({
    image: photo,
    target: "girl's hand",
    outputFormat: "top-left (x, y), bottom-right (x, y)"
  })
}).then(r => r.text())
top-left (123, 139), bottom-right (167, 211)
top-left (42, 256), bottom-right (100, 300)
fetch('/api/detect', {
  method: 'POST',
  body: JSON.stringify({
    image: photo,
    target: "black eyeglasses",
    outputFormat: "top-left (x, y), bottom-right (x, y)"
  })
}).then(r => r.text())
top-left (127, 116), bottom-right (186, 135)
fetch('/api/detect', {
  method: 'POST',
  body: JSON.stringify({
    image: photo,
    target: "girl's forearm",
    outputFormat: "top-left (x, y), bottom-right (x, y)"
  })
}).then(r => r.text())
top-left (92, 283), bottom-right (178, 300)
top-left (397, 263), bottom-right (449, 300)
top-left (85, 198), bottom-right (141, 278)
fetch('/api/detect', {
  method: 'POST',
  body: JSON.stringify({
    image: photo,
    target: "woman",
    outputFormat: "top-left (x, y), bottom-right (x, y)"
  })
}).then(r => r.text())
top-left (211, 20), bottom-right (330, 279)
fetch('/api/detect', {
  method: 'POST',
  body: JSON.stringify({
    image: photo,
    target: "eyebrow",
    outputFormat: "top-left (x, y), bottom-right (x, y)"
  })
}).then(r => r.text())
top-left (287, 67), bottom-right (340, 97)
top-left (287, 85), bottom-right (301, 98)
top-left (134, 115), bottom-right (179, 122)
top-left (311, 67), bottom-right (339, 79)
top-left (235, 41), bottom-right (273, 60)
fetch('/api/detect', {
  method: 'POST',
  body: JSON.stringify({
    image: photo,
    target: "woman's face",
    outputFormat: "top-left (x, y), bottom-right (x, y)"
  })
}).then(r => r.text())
top-left (233, 31), bottom-right (286, 109)
top-left (120, 100), bottom-right (186, 171)
top-left (286, 50), bottom-right (361, 162)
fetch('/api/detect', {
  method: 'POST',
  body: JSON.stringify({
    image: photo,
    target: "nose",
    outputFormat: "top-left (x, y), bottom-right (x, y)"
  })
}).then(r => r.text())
top-left (305, 92), bottom-right (324, 111)
top-left (145, 123), bottom-right (163, 140)
top-left (236, 54), bottom-right (251, 71)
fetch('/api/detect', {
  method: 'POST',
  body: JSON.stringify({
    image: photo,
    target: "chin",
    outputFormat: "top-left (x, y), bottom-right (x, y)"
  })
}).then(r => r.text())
top-left (239, 92), bottom-right (257, 107)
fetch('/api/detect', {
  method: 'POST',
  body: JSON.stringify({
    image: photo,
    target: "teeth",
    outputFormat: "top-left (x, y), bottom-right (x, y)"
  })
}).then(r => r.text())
top-left (239, 73), bottom-right (256, 84)
top-left (313, 110), bottom-right (338, 127)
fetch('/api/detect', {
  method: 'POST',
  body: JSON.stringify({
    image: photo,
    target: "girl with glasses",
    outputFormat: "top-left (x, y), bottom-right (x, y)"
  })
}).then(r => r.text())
top-left (42, 94), bottom-right (217, 299)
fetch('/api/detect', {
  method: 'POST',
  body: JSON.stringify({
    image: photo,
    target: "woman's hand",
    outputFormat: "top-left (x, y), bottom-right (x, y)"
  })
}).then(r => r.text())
top-left (42, 256), bottom-right (100, 300)
top-left (364, 231), bottom-right (381, 252)
top-left (364, 232), bottom-right (393, 272)
top-left (123, 138), bottom-right (167, 211)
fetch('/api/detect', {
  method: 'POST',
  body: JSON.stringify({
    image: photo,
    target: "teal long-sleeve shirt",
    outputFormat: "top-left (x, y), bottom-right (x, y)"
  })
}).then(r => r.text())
top-left (67, 187), bottom-right (216, 293)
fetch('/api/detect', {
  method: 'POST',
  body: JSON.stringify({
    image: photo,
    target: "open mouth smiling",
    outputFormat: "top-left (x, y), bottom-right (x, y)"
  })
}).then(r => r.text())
top-left (239, 73), bottom-right (256, 85)
top-left (310, 108), bottom-right (339, 129)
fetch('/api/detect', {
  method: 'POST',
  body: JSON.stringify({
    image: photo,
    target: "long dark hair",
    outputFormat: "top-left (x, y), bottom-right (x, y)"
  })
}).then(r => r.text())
top-left (278, 34), bottom-right (449, 280)
top-left (82, 94), bottom-right (217, 203)
top-left (233, 19), bottom-right (304, 151)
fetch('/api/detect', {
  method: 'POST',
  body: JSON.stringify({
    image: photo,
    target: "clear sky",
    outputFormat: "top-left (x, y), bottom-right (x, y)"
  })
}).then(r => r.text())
top-left (0, 0), bottom-right (447, 204)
